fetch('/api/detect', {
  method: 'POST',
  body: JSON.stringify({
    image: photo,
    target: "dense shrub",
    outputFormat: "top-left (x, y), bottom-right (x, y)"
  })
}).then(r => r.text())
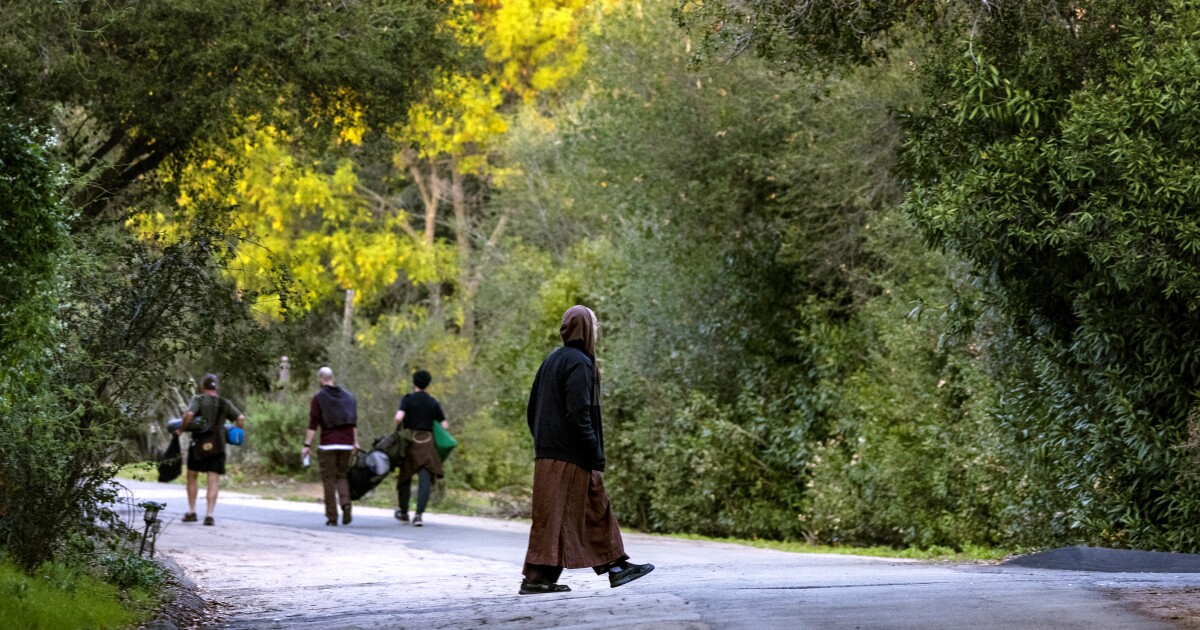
top-left (446, 407), bottom-right (533, 493)
top-left (242, 394), bottom-right (310, 473)
top-left (609, 391), bottom-right (808, 539)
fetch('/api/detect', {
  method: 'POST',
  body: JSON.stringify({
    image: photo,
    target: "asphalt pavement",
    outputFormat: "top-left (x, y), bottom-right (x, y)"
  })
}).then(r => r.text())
top-left (118, 480), bottom-right (1200, 629)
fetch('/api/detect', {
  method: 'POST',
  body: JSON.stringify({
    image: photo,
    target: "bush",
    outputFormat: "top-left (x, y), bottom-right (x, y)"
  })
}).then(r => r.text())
top-left (242, 393), bottom-right (310, 473)
top-left (445, 407), bottom-right (533, 494)
top-left (96, 549), bottom-right (166, 591)
top-left (0, 386), bottom-right (125, 568)
top-left (609, 390), bottom-right (808, 540)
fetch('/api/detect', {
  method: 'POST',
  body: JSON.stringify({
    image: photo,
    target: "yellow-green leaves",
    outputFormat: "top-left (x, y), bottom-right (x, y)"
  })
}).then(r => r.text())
top-left (398, 0), bottom-right (605, 174)
top-left (133, 120), bottom-right (456, 317)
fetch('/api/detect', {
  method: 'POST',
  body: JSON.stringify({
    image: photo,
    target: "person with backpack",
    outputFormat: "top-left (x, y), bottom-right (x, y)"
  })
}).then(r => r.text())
top-left (393, 369), bottom-right (448, 527)
top-left (180, 373), bottom-right (246, 526)
top-left (301, 366), bottom-right (360, 526)
top-left (519, 305), bottom-right (654, 594)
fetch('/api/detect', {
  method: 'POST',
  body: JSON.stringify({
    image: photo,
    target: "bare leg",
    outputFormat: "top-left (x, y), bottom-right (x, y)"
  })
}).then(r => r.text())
top-left (186, 469), bottom-right (199, 513)
top-left (205, 471), bottom-right (220, 517)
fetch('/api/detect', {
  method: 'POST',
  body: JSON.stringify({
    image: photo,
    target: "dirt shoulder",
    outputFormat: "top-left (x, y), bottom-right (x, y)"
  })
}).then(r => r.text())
top-left (1114, 587), bottom-right (1200, 630)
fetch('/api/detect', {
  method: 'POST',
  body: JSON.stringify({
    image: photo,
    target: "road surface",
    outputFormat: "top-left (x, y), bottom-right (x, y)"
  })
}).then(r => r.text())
top-left (119, 480), bottom-right (1200, 629)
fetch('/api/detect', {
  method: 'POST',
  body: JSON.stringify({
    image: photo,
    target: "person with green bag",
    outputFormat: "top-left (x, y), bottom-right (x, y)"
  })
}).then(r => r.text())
top-left (393, 370), bottom-right (449, 527)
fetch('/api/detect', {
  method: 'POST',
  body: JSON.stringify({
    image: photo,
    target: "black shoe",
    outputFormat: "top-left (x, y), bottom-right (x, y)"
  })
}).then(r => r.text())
top-left (203, 516), bottom-right (215, 526)
top-left (412, 513), bottom-right (423, 527)
top-left (326, 520), bottom-right (338, 526)
top-left (608, 562), bottom-right (654, 588)
top-left (182, 512), bottom-right (198, 523)
top-left (394, 510), bottom-right (409, 522)
top-left (519, 580), bottom-right (571, 595)
top-left (342, 504), bottom-right (352, 525)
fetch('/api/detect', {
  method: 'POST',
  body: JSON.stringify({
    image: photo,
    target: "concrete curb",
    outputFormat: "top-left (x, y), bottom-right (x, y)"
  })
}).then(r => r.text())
top-left (1004, 546), bottom-right (1200, 573)
top-left (139, 554), bottom-right (218, 630)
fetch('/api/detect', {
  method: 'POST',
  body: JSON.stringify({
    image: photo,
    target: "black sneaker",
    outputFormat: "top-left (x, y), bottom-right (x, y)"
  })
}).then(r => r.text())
top-left (342, 504), bottom-right (352, 525)
top-left (412, 513), bottom-right (423, 527)
top-left (519, 580), bottom-right (571, 595)
top-left (203, 516), bottom-right (215, 526)
top-left (326, 520), bottom-right (338, 526)
top-left (182, 513), bottom-right (198, 523)
top-left (608, 562), bottom-right (654, 588)
top-left (394, 510), bottom-right (409, 522)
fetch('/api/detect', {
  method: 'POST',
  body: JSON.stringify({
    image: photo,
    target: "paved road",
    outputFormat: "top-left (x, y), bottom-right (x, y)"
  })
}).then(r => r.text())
top-left (119, 480), bottom-right (1199, 629)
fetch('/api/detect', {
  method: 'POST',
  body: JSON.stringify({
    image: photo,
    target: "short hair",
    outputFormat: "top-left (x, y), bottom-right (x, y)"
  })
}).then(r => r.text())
top-left (201, 373), bottom-right (219, 390)
top-left (412, 370), bottom-right (432, 389)
top-left (318, 366), bottom-right (334, 384)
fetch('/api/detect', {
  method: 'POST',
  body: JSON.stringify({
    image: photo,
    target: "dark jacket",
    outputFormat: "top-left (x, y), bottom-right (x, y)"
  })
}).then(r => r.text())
top-left (527, 344), bottom-right (604, 471)
top-left (313, 385), bottom-right (357, 429)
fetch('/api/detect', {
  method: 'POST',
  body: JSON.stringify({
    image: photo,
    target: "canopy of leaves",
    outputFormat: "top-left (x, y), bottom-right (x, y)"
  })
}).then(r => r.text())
top-left (0, 0), bottom-right (460, 216)
top-left (0, 119), bottom-right (65, 370)
top-left (684, 0), bottom-right (1200, 550)
top-left (0, 0), bottom-right (465, 568)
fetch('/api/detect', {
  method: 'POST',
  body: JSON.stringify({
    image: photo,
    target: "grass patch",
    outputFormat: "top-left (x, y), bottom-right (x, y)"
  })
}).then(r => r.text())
top-left (0, 557), bottom-right (156, 630)
top-left (662, 534), bottom-right (1015, 562)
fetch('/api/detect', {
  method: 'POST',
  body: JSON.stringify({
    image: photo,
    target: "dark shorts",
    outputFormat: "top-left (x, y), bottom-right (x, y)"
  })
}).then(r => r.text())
top-left (187, 447), bottom-right (226, 475)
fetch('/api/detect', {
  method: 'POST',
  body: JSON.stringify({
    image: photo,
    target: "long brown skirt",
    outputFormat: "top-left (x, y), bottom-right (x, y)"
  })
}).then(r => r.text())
top-left (524, 458), bottom-right (626, 569)
top-left (398, 430), bottom-right (444, 479)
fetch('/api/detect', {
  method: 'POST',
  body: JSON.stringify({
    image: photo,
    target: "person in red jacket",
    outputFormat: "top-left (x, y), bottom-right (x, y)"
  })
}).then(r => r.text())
top-left (520, 305), bottom-right (654, 594)
top-left (301, 367), bottom-right (360, 526)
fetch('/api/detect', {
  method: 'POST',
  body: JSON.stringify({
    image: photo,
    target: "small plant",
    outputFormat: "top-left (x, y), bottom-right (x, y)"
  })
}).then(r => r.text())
top-left (97, 549), bottom-right (166, 591)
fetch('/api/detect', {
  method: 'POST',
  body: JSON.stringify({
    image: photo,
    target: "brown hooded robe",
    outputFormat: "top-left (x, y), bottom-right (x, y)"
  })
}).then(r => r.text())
top-left (523, 306), bottom-right (627, 578)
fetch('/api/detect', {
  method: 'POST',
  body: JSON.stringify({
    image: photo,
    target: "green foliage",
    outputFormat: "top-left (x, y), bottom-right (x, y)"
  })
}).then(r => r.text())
top-left (0, 0), bottom-right (462, 216)
top-left (0, 120), bottom-right (65, 368)
top-left (0, 556), bottom-right (153, 630)
top-left (95, 550), bottom-right (167, 592)
top-left (0, 380), bottom-right (143, 569)
top-left (446, 407), bottom-right (533, 494)
top-left (801, 223), bottom-right (1012, 548)
top-left (0, 117), bottom-right (125, 569)
top-left (900, 0), bottom-right (1200, 550)
top-left (609, 391), bottom-right (807, 539)
top-left (684, 0), bottom-right (1200, 551)
top-left (242, 393), bottom-right (311, 474)
top-left (675, 0), bottom-right (930, 70)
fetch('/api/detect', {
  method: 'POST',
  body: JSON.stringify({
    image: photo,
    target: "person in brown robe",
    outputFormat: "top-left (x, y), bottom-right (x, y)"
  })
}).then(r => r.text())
top-left (520, 305), bottom-right (655, 595)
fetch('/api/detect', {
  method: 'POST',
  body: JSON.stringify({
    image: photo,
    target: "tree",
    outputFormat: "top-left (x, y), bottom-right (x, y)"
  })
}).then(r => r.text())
top-left (0, 0), bottom-right (462, 566)
top-left (683, 0), bottom-right (1200, 550)
top-left (485, 1), bottom-right (1009, 544)
top-left (0, 119), bottom-right (65, 367)
top-left (1, 0), bottom-right (458, 219)
top-left (388, 0), bottom-right (610, 338)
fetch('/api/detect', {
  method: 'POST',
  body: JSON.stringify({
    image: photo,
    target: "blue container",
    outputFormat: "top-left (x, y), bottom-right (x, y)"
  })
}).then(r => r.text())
top-left (225, 425), bottom-right (245, 446)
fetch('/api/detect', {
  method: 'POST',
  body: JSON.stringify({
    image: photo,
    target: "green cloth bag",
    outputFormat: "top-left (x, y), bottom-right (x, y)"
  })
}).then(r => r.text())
top-left (432, 422), bottom-right (458, 461)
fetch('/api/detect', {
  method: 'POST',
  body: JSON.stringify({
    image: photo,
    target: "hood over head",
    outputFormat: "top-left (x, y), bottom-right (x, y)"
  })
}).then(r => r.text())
top-left (560, 305), bottom-right (598, 358)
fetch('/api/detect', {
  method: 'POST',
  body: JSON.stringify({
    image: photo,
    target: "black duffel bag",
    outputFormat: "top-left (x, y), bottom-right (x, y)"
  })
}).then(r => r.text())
top-left (157, 434), bottom-right (183, 483)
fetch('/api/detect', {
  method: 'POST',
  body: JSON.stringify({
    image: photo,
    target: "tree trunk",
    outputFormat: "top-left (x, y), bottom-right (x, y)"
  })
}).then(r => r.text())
top-left (450, 169), bottom-right (474, 339)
